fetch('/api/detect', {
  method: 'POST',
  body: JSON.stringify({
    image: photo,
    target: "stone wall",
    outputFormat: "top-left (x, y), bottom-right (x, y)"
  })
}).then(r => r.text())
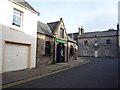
top-left (78, 36), bottom-right (118, 57)
top-left (36, 34), bottom-right (54, 66)
top-left (68, 42), bottom-right (77, 61)
top-left (54, 19), bottom-right (68, 62)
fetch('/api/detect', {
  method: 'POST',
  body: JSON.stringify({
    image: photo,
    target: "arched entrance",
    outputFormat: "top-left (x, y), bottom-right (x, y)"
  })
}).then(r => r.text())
top-left (56, 43), bottom-right (65, 63)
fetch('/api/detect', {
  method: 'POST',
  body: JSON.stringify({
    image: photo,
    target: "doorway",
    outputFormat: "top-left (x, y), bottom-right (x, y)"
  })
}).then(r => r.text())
top-left (56, 43), bottom-right (65, 63)
top-left (94, 50), bottom-right (98, 57)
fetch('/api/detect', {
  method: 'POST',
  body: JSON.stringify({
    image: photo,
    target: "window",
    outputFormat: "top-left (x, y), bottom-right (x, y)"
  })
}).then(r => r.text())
top-left (106, 39), bottom-right (110, 45)
top-left (12, 9), bottom-right (23, 27)
top-left (72, 34), bottom-right (74, 39)
top-left (84, 40), bottom-right (88, 45)
top-left (105, 49), bottom-right (111, 56)
top-left (70, 45), bottom-right (73, 55)
top-left (45, 41), bottom-right (51, 55)
top-left (94, 41), bottom-right (98, 46)
top-left (95, 41), bottom-right (97, 43)
top-left (60, 28), bottom-right (64, 38)
top-left (83, 50), bottom-right (87, 56)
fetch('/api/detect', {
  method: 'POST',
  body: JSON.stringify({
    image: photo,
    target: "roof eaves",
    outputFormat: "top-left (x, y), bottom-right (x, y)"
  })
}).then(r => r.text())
top-left (10, 0), bottom-right (39, 14)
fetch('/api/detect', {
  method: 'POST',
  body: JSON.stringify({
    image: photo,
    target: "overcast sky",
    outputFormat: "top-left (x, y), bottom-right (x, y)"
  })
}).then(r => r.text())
top-left (26, 0), bottom-right (119, 33)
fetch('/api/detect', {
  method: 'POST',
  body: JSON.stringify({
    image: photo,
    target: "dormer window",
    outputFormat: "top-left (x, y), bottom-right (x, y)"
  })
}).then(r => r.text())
top-left (60, 28), bottom-right (64, 38)
top-left (12, 9), bottom-right (23, 27)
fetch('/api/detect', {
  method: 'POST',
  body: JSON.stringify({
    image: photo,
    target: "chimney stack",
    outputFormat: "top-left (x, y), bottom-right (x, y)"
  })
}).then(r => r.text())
top-left (60, 18), bottom-right (63, 21)
top-left (78, 26), bottom-right (84, 35)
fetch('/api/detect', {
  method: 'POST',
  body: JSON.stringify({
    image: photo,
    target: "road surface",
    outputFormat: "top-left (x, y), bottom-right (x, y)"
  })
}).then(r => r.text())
top-left (9, 57), bottom-right (118, 88)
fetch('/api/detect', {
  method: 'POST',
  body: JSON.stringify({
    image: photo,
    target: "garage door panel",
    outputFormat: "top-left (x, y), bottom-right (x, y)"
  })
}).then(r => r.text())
top-left (4, 43), bottom-right (29, 72)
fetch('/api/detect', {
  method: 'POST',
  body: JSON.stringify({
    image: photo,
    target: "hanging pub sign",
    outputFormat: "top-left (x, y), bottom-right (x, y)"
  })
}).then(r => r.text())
top-left (56, 38), bottom-right (67, 44)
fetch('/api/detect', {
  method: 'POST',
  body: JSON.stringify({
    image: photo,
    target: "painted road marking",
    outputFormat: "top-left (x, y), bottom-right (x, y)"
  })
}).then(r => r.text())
top-left (1, 60), bottom-right (90, 89)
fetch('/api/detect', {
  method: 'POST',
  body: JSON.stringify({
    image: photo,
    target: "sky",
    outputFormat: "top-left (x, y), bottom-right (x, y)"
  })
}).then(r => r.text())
top-left (26, 0), bottom-right (119, 33)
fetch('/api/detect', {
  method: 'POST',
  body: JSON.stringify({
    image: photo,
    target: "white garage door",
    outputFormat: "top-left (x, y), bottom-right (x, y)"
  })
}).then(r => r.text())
top-left (4, 43), bottom-right (29, 72)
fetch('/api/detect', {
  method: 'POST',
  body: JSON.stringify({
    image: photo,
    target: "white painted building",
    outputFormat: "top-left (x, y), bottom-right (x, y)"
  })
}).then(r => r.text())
top-left (0, 0), bottom-right (38, 73)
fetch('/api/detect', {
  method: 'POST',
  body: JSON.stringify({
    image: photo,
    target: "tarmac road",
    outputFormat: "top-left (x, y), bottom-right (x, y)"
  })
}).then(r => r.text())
top-left (9, 57), bottom-right (118, 88)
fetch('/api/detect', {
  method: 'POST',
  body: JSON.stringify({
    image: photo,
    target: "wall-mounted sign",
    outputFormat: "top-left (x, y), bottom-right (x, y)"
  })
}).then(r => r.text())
top-left (56, 38), bottom-right (67, 44)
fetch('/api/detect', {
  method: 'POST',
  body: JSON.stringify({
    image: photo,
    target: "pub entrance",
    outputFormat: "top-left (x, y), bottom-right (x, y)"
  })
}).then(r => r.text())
top-left (56, 43), bottom-right (65, 63)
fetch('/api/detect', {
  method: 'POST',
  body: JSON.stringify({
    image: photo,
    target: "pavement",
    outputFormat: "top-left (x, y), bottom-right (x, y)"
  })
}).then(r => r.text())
top-left (2, 57), bottom-right (90, 86)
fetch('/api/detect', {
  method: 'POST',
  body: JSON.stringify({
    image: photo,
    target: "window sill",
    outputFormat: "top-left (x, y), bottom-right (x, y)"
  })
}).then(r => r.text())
top-left (10, 27), bottom-right (23, 33)
top-left (10, 25), bottom-right (23, 32)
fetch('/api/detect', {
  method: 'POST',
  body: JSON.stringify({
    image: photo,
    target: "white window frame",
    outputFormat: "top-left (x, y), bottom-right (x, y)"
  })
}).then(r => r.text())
top-left (83, 50), bottom-right (87, 56)
top-left (12, 8), bottom-right (23, 28)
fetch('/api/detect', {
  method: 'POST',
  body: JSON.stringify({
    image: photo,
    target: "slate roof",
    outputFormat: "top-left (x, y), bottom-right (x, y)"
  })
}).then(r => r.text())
top-left (12, 0), bottom-right (38, 13)
top-left (68, 33), bottom-right (79, 41)
top-left (47, 21), bottom-right (60, 33)
top-left (79, 30), bottom-right (118, 38)
top-left (68, 36), bottom-right (76, 43)
top-left (37, 21), bottom-right (53, 37)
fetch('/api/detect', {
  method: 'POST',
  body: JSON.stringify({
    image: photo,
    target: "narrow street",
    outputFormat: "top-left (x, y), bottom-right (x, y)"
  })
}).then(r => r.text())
top-left (9, 57), bottom-right (118, 88)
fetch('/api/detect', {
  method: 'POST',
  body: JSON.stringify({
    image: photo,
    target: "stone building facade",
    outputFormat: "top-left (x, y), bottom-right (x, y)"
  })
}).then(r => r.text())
top-left (68, 36), bottom-right (78, 61)
top-left (68, 27), bottom-right (84, 45)
top-left (68, 33), bottom-right (79, 44)
top-left (78, 28), bottom-right (119, 58)
top-left (47, 18), bottom-right (68, 63)
top-left (36, 21), bottom-right (54, 66)
top-left (36, 18), bottom-right (78, 65)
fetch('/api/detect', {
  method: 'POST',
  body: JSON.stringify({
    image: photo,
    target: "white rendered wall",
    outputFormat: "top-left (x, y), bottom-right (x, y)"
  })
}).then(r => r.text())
top-left (0, 25), bottom-right (3, 73)
top-left (0, 0), bottom-right (38, 73)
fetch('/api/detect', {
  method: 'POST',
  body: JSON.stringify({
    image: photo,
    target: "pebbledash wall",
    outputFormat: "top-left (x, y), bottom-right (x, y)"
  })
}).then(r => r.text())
top-left (0, 0), bottom-right (38, 73)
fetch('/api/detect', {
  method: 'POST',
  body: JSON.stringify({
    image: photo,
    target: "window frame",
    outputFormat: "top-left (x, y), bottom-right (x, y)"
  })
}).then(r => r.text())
top-left (60, 28), bottom-right (64, 38)
top-left (12, 8), bottom-right (23, 27)
top-left (94, 41), bottom-right (98, 46)
top-left (45, 41), bottom-right (51, 56)
top-left (105, 39), bottom-right (111, 45)
top-left (83, 40), bottom-right (88, 45)
top-left (83, 50), bottom-right (87, 56)
top-left (69, 45), bottom-right (73, 56)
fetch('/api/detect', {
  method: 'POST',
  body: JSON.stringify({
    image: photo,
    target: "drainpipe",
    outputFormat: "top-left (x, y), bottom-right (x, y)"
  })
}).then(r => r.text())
top-left (66, 36), bottom-right (69, 62)
top-left (117, 24), bottom-right (120, 58)
top-left (53, 35), bottom-right (56, 62)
